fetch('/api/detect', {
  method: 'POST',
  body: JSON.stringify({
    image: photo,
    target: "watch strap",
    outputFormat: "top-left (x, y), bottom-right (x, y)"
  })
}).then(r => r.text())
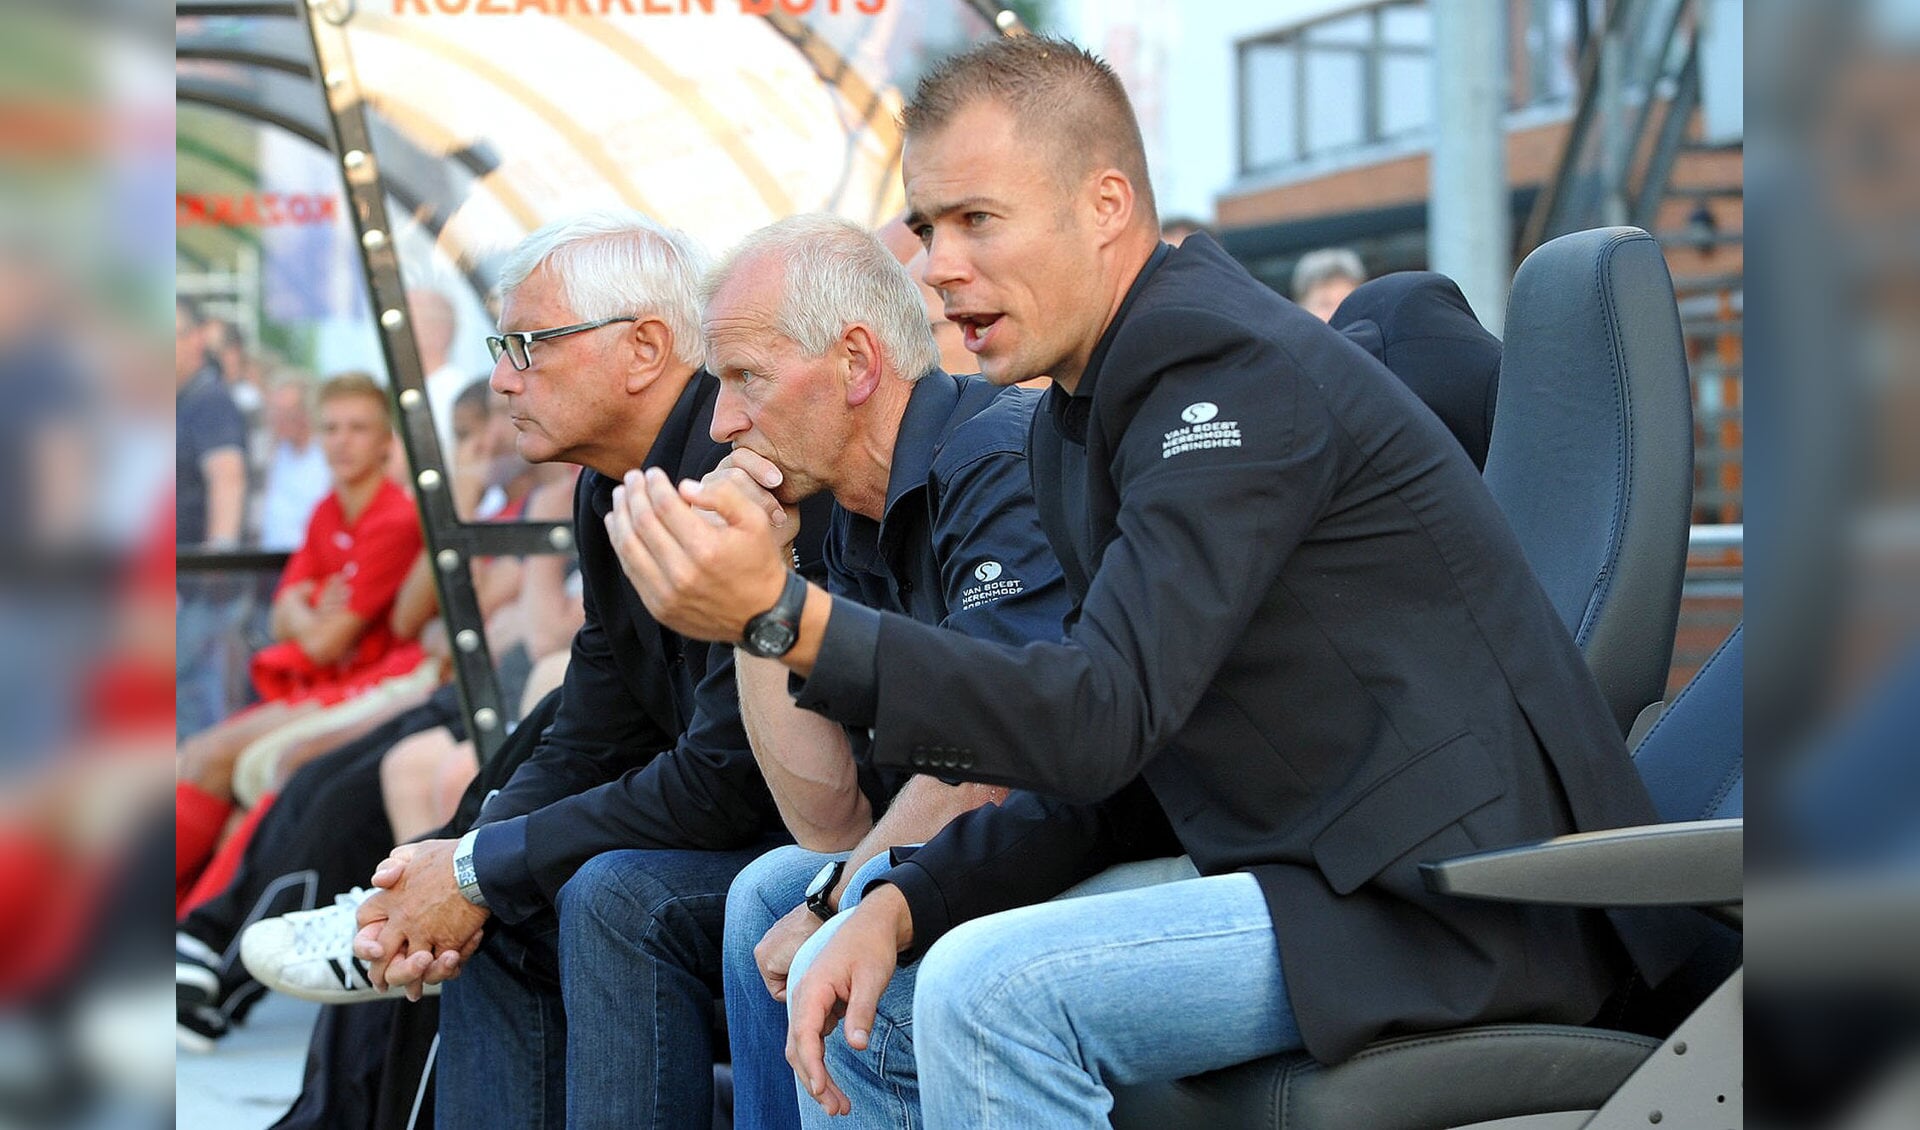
top-left (741, 569), bottom-right (809, 658)
top-left (453, 828), bottom-right (489, 909)
top-left (804, 858), bottom-right (847, 921)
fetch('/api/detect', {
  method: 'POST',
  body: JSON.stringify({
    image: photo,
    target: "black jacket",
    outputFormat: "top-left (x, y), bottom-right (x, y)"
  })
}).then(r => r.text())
top-left (470, 373), bottom-right (827, 925)
top-left (1333, 271), bottom-right (1502, 469)
top-left (801, 236), bottom-right (1696, 1063)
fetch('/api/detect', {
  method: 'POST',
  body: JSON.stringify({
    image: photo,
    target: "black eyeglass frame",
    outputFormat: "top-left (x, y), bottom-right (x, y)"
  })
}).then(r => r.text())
top-left (486, 316), bottom-right (638, 370)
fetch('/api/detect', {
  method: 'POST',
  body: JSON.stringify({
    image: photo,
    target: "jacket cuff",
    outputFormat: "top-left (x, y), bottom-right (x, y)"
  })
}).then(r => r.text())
top-left (871, 859), bottom-right (951, 966)
top-left (792, 598), bottom-right (881, 728)
top-left (470, 817), bottom-right (542, 926)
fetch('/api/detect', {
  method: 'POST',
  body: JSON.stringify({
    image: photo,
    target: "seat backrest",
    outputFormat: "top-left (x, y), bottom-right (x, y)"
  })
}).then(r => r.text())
top-left (1631, 624), bottom-right (1742, 821)
top-left (1485, 227), bottom-right (1695, 738)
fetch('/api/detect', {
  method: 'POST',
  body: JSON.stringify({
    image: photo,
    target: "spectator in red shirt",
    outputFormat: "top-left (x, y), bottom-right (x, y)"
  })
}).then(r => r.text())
top-left (176, 373), bottom-right (425, 901)
top-left (248, 372), bottom-right (424, 701)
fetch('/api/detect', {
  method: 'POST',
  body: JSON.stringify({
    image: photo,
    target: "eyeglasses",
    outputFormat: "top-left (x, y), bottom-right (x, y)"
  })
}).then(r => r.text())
top-left (486, 316), bottom-right (637, 371)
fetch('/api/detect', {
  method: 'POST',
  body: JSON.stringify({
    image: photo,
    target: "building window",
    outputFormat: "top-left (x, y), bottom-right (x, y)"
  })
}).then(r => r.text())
top-left (1237, 0), bottom-right (1584, 179)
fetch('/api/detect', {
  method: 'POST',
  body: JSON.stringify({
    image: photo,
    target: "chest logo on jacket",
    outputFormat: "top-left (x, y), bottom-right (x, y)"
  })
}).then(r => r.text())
top-left (1164, 402), bottom-right (1242, 460)
top-left (961, 560), bottom-right (1024, 610)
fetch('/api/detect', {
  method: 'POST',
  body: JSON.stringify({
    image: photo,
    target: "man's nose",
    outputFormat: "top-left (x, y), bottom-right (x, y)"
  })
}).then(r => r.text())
top-left (489, 353), bottom-right (520, 396)
top-left (920, 232), bottom-right (970, 294)
top-left (710, 382), bottom-right (749, 444)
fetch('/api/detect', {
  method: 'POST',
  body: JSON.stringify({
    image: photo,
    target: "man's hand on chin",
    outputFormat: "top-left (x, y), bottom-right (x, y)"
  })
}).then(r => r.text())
top-left (712, 448), bottom-right (803, 550)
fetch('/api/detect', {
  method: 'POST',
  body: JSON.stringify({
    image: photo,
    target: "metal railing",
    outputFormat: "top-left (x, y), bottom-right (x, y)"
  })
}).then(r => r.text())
top-left (1523, 0), bottom-right (1698, 251)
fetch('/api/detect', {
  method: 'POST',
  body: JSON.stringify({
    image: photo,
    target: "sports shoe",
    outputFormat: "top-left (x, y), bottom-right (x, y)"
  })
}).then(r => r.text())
top-left (240, 887), bottom-right (441, 1003)
top-left (176, 933), bottom-right (227, 1053)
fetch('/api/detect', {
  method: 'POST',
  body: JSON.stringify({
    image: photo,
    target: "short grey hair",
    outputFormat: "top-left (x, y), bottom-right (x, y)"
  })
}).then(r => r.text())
top-left (702, 214), bottom-right (939, 382)
top-left (1291, 247), bottom-right (1366, 299)
top-left (496, 210), bottom-right (709, 369)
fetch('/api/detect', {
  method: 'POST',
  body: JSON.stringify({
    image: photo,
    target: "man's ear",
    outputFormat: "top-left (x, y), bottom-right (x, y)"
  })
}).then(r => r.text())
top-left (624, 317), bottom-right (673, 393)
top-left (1086, 168), bottom-right (1137, 248)
top-left (843, 324), bottom-right (884, 407)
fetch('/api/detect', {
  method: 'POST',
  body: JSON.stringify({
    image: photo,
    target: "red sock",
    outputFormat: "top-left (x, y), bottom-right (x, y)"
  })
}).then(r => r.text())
top-left (177, 793), bottom-right (277, 918)
top-left (175, 781), bottom-right (232, 911)
top-left (0, 832), bottom-right (66, 1000)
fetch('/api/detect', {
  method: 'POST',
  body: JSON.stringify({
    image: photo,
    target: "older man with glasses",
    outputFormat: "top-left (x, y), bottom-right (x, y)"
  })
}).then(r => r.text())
top-left (346, 210), bottom-right (829, 1129)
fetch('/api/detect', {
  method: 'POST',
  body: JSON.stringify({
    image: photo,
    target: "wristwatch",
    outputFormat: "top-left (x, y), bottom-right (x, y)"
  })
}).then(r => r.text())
top-left (803, 858), bottom-right (847, 921)
top-left (453, 829), bottom-right (489, 909)
top-left (741, 570), bottom-right (809, 659)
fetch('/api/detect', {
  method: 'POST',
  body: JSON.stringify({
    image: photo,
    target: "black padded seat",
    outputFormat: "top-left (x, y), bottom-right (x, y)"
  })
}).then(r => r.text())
top-left (1109, 1025), bottom-right (1658, 1130)
top-left (1482, 227), bottom-right (1694, 739)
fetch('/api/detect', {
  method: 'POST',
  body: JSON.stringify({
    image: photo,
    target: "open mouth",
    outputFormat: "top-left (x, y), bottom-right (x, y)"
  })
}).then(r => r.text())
top-left (949, 312), bottom-right (1003, 353)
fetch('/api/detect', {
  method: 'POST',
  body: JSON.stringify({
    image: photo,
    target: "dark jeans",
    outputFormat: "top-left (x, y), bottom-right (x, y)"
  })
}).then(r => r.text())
top-left (435, 843), bottom-right (776, 1129)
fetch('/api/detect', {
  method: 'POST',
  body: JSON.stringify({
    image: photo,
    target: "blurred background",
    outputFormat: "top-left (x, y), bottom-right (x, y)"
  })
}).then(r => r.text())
top-left (0, 0), bottom-right (1908, 1124)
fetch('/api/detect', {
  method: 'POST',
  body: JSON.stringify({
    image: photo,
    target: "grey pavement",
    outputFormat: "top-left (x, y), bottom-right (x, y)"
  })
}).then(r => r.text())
top-left (175, 993), bottom-right (316, 1130)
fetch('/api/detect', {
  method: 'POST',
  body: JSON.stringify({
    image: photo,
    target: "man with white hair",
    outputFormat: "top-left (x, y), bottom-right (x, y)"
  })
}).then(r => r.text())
top-left (345, 211), bottom-right (829, 1128)
top-left (612, 213), bottom-right (1068, 1130)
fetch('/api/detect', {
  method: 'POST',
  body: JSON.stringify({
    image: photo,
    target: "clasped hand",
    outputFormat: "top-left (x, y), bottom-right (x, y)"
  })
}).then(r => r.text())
top-left (351, 838), bottom-right (487, 1001)
top-left (603, 456), bottom-right (793, 644)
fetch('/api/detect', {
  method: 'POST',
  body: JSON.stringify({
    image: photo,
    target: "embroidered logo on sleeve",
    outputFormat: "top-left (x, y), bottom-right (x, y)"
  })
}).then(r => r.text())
top-left (960, 559), bottom-right (1025, 610)
top-left (1163, 401), bottom-right (1242, 459)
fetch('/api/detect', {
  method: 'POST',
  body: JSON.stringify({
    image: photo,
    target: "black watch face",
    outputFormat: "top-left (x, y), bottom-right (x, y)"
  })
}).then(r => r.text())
top-left (806, 862), bottom-right (837, 900)
top-left (748, 620), bottom-right (798, 657)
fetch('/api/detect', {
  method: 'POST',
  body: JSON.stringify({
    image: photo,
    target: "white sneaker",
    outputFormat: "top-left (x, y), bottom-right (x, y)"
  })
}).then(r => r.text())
top-left (239, 887), bottom-right (441, 1003)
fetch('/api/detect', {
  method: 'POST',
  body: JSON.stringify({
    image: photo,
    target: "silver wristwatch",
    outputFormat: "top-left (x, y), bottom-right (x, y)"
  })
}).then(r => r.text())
top-left (453, 829), bottom-right (489, 909)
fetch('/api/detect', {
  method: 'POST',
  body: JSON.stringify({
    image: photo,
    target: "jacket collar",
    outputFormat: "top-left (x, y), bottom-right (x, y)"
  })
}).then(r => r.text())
top-left (587, 369), bottom-right (715, 516)
top-left (837, 368), bottom-right (952, 576)
top-left (644, 369), bottom-right (715, 475)
top-left (1048, 240), bottom-right (1172, 441)
top-left (881, 369), bottom-right (957, 520)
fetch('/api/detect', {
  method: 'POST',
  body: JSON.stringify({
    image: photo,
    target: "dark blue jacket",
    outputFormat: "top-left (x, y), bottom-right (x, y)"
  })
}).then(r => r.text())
top-left (800, 236), bottom-right (1696, 1064)
top-left (800, 371), bottom-right (1071, 797)
top-left (1333, 271), bottom-right (1502, 469)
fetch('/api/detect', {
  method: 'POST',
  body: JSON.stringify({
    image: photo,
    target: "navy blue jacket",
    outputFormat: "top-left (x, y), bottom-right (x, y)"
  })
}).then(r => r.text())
top-left (799, 371), bottom-right (1071, 800)
top-left (470, 373), bottom-right (828, 925)
top-left (800, 236), bottom-right (1695, 1064)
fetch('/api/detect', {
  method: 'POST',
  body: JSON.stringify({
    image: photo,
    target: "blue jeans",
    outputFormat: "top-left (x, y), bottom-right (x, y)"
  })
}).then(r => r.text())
top-left (722, 846), bottom-right (893, 1130)
top-left (176, 586), bottom-right (240, 740)
top-left (436, 844), bottom-right (769, 1129)
top-left (787, 858), bottom-right (1294, 1130)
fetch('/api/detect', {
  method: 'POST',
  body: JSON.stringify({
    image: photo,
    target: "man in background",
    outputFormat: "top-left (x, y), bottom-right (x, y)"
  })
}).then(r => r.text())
top-left (255, 377), bottom-right (331, 552)
top-left (176, 295), bottom-right (249, 738)
top-left (1291, 246), bottom-right (1367, 321)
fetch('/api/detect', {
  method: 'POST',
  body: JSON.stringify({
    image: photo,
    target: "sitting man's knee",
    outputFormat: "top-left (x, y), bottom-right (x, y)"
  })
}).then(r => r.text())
top-left (912, 919), bottom-right (1010, 1037)
top-left (726, 843), bottom-right (819, 916)
top-left (557, 851), bottom-right (654, 924)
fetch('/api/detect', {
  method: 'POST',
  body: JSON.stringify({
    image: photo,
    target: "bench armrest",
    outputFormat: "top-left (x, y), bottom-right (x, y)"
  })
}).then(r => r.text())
top-left (1419, 818), bottom-right (1742, 907)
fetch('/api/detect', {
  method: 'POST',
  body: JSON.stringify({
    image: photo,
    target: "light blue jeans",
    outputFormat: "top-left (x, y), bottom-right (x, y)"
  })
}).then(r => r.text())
top-left (722, 844), bottom-right (845, 1130)
top-left (175, 585), bottom-right (240, 740)
top-left (786, 857), bottom-right (1289, 1130)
